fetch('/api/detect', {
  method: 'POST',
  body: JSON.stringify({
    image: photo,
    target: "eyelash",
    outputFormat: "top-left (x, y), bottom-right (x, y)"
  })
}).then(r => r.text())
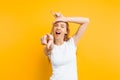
top-left (61, 26), bottom-right (64, 28)
top-left (54, 25), bottom-right (64, 28)
top-left (54, 25), bottom-right (58, 27)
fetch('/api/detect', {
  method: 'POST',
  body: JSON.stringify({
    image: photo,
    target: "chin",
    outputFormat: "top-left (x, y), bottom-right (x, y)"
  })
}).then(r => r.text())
top-left (54, 35), bottom-right (61, 39)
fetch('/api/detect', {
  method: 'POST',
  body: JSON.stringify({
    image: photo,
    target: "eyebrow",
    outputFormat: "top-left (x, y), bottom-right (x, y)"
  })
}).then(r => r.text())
top-left (54, 23), bottom-right (66, 26)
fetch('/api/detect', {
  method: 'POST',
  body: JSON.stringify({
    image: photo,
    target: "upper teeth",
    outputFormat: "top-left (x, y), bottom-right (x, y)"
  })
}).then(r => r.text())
top-left (56, 32), bottom-right (60, 34)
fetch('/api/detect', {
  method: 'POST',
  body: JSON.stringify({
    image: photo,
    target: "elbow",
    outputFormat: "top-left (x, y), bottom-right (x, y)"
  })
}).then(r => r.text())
top-left (83, 18), bottom-right (89, 25)
top-left (79, 18), bottom-right (90, 25)
top-left (86, 18), bottom-right (90, 23)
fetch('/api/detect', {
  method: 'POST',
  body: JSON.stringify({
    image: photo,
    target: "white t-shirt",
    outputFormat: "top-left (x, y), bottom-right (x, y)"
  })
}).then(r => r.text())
top-left (48, 37), bottom-right (78, 80)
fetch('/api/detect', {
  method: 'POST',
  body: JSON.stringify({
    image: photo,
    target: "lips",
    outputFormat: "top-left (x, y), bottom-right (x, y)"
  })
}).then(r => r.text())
top-left (55, 30), bottom-right (61, 35)
top-left (56, 32), bottom-right (61, 34)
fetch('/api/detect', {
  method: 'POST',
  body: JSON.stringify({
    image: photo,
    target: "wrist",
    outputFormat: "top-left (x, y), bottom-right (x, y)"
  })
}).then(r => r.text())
top-left (65, 17), bottom-right (72, 22)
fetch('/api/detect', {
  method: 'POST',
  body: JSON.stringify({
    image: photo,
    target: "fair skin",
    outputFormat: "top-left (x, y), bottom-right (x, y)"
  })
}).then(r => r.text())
top-left (41, 12), bottom-right (89, 56)
top-left (53, 21), bottom-right (68, 45)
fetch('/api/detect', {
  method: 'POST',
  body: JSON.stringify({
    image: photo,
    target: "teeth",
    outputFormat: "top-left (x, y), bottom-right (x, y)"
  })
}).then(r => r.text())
top-left (56, 32), bottom-right (61, 34)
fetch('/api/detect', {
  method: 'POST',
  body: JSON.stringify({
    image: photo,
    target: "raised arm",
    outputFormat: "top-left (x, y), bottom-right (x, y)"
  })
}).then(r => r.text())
top-left (66, 17), bottom-right (89, 46)
top-left (53, 13), bottom-right (89, 46)
top-left (52, 12), bottom-right (90, 46)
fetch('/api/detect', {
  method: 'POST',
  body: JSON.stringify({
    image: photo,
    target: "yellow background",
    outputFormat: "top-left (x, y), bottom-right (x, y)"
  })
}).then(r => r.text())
top-left (0, 0), bottom-right (120, 80)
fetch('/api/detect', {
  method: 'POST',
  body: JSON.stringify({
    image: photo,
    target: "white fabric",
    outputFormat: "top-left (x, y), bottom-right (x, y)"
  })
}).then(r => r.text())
top-left (48, 37), bottom-right (78, 80)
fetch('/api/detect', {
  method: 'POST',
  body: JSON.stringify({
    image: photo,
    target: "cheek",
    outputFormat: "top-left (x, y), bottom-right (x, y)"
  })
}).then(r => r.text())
top-left (64, 28), bottom-right (67, 33)
top-left (61, 28), bottom-right (67, 34)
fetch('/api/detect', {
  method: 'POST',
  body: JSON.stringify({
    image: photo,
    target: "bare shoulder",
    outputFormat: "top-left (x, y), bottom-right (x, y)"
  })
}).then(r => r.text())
top-left (72, 36), bottom-right (77, 46)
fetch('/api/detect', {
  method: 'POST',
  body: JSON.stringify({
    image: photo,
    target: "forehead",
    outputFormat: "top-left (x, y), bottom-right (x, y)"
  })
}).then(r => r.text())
top-left (54, 21), bottom-right (67, 25)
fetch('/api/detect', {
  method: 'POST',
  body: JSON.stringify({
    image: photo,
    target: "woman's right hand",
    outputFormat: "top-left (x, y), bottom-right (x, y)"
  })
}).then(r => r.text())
top-left (41, 34), bottom-right (54, 50)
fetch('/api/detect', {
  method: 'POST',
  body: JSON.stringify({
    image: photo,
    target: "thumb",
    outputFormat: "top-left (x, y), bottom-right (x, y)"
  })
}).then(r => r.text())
top-left (46, 40), bottom-right (53, 50)
top-left (46, 33), bottom-right (54, 40)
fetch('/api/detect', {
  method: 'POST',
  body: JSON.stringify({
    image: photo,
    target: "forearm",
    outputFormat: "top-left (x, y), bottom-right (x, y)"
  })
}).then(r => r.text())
top-left (44, 47), bottom-right (52, 56)
top-left (69, 17), bottom-right (89, 45)
top-left (66, 17), bottom-right (89, 24)
top-left (44, 43), bottom-right (54, 56)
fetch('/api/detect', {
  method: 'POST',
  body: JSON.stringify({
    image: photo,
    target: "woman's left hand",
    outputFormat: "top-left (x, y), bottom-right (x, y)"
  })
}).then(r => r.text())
top-left (51, 11), bottom-right (68, 23)
top-left (53, 17), bottom-right (68, 23)
top-left (51, 11), bottom-right (64, 18)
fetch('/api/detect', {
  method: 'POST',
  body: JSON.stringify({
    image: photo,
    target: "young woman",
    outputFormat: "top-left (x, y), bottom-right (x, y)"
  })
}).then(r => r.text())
top-left (41, 12), bottom-right (89, 80)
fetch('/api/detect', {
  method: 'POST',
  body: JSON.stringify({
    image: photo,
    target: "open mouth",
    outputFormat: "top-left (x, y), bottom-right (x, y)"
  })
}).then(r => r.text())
top-left (56, 32), bottom-right (61, 34)
top-left (55, 31), bottom-right (61, 36)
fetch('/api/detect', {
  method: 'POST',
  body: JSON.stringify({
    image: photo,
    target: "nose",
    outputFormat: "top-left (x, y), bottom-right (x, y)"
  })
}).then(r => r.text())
top-left (57, 25), bottom-right (61, 29)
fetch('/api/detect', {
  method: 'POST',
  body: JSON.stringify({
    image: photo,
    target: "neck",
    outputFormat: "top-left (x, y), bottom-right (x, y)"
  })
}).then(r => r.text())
top-left (54, 38), bottom-right (64, 45)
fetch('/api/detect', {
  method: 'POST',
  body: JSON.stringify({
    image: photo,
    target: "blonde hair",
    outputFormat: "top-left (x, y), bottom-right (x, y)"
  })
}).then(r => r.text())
top-left (51, 21), bottom-right (70, 41)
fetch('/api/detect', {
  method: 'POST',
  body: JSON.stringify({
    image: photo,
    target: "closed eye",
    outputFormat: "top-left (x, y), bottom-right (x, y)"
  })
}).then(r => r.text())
top-left (54, 24), bottom-right (58, 27)
top-left (61, 24), bottom-right (65, 28)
